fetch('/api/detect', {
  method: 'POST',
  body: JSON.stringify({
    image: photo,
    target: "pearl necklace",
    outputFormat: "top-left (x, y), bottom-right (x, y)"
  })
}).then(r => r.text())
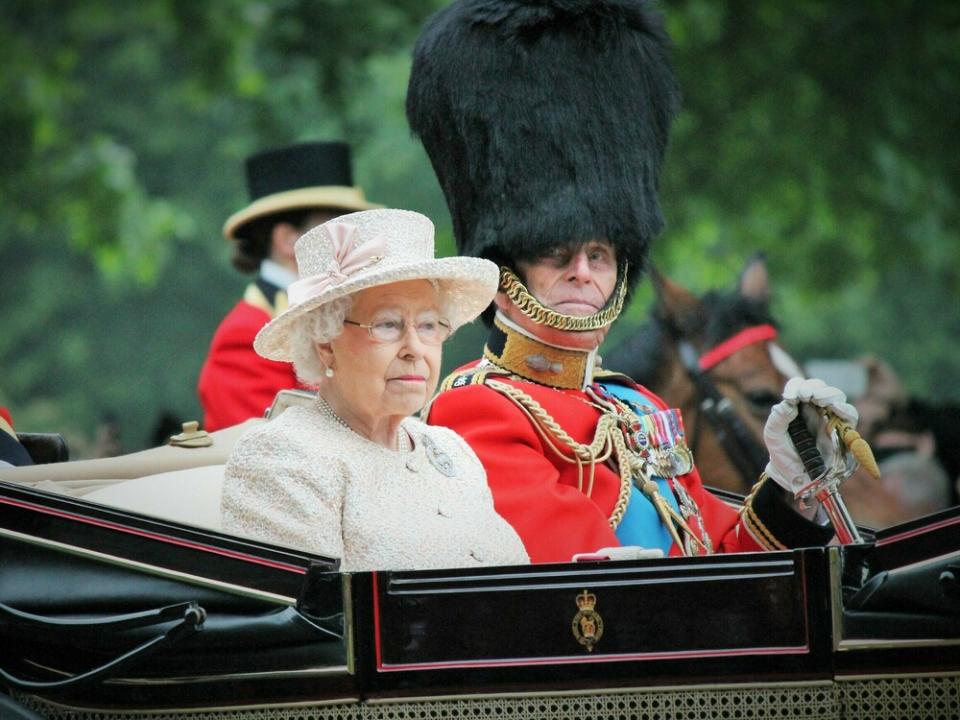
top-left (316, 396), bottom-right (411, 453)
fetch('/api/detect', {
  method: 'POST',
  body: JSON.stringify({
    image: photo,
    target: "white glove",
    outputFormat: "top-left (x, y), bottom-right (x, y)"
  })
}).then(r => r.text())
top-left (572, 546), bottom-right (665, 562)
top-left (763, 377), bottom-right (859, 496)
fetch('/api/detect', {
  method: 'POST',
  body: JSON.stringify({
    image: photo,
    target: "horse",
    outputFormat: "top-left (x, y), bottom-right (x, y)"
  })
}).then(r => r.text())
top-left (606, 256), bottom-right (804, 496)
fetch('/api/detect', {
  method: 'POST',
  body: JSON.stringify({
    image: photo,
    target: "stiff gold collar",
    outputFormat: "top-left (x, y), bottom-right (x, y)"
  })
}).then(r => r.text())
top-left (483, 313), bottom-right (597, 390)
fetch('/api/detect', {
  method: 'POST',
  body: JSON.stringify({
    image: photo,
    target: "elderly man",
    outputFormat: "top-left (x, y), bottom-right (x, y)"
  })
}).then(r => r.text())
top-left (409, 0), bottom-right (856, 562)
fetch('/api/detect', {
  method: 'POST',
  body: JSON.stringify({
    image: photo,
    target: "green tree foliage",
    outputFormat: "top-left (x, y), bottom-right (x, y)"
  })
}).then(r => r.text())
top-left (645, 0), bottom-right (960, 400)
top-left (0, 0), bottom-right (445, 452)
top-left (0, 0), bottom-right (956, 455)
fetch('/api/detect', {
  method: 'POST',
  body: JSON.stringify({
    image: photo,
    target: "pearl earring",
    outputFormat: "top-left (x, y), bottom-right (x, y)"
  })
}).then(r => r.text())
top-left (325, 367), bottom-right (335, 378)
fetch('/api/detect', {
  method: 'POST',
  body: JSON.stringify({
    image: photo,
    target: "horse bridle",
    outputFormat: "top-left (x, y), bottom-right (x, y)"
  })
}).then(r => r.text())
top-left (674, 325), bottom-right (779, 490)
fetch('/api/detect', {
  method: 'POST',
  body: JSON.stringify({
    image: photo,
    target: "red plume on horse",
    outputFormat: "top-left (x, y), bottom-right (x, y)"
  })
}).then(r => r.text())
top-left (607, 256), bottom-right (803, 496)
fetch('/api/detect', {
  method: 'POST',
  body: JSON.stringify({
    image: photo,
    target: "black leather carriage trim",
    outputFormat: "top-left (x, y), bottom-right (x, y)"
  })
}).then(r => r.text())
top-left (16, 433), bottom-right (69, 465)
top-left (0, 481), bottom-right (336, 600)
top-left (369, 552), bottom-right (813, 672)
top-left (0, 601), bottom-right (204, 693)
top-left (746, 477), bottom-right (835, 550)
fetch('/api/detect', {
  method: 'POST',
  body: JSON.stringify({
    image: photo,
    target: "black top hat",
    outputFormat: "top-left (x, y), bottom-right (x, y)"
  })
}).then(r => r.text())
top-left (406, 0), bottom-right (679, 292)
top-left (224, 141), bottom-right (380, 240)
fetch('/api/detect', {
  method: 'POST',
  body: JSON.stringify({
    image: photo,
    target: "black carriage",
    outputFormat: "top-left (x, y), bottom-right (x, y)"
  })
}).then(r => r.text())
top-left (1, 478), bottom-right (958, 720)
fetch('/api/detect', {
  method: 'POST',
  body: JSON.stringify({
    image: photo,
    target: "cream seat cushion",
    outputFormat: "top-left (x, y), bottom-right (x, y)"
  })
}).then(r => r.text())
top-left (0, 419), bottom-right (260, 487)
top-left (0, 393), bottom-right (323, 534)
top-left (83, 465), bottom-right (225, 531)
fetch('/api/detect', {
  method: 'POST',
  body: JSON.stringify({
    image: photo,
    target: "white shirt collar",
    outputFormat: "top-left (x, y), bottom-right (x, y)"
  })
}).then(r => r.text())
top-left (260, 259), bottom-right (299, 290)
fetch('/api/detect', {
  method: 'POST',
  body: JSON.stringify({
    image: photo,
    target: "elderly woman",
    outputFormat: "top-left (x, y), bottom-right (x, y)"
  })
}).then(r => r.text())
top-left (222, 209), bottom-right (529, 571)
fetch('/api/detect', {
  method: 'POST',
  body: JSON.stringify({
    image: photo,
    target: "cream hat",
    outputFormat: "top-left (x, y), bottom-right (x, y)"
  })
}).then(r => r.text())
top-left (254, 209), bottom-right (499, 361)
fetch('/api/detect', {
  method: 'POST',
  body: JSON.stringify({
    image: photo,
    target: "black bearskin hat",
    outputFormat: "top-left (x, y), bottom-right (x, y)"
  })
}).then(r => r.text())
top-left (406, 0), bottom-right (679, 291)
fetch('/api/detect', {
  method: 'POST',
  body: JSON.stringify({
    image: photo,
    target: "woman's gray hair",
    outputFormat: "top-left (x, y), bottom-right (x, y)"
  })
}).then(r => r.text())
top-left (289, 296), bottom-right (354, 386)
top-left (290, 281), bottom-right (453, 385)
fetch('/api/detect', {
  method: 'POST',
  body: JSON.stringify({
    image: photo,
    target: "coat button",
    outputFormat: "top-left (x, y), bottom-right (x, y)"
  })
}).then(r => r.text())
top-left (437, 502), bottom-right (451, 517)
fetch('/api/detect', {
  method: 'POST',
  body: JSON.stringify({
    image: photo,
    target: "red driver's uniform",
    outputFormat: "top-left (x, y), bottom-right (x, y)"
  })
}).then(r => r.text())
top-left (198, 281), bottom-right (300, 432)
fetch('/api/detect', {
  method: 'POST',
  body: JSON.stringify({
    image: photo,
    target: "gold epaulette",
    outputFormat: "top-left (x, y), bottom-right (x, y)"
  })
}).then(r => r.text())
top-left (437, 365), bottom-right (509, 394)
top-left (423, 365), bottom-right (508, 421)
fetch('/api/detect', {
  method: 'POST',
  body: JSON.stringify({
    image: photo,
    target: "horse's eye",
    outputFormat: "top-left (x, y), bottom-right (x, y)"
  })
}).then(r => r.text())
top-left (744, 390), bottom-right (781, 414)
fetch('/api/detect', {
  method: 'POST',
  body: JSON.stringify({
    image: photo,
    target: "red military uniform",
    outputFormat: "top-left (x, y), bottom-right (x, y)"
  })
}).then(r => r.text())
top-left (427, 327), bottom-right (832, 564)
top-left (198, 281), bottom-right (301, 431)
top-left (0, 406), bottom-right (33, 467)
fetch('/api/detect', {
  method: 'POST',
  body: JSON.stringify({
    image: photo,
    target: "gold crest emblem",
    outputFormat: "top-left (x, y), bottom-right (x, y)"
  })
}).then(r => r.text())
top-left (571, 589), bottom-right (604, 652)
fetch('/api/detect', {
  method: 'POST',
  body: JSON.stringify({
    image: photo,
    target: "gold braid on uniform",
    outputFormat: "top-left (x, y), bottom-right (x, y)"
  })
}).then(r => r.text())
top-left (739, 474), bottom-right (788, 551)
top-left (486, 379), bottom-right (630, 529)
top-left (499, 263), bottom-right (628, 332)
top-left (484, 378), bottom-right (710, 557)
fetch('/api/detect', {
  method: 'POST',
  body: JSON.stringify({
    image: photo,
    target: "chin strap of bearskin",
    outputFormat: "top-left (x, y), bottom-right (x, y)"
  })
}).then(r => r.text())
top-left (499, 262), bottom-right (629, 333)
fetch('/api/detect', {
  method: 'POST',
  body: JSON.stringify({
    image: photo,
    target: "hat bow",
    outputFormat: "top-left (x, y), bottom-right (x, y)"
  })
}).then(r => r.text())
top-left (287, 222), bottom-right (384, 306)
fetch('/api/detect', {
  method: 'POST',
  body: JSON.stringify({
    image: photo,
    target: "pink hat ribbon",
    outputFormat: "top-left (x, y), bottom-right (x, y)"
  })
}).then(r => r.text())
top-left (287, 222), bottom-right (385, 306)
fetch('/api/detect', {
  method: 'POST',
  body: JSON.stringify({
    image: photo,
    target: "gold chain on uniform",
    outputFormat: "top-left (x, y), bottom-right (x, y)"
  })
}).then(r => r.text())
top-left (499, 264), bottom-right (629, 332)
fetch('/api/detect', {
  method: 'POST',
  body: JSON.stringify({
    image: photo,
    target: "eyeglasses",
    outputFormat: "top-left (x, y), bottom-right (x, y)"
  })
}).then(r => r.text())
top-left (343, 316), bottom-right (452, 345)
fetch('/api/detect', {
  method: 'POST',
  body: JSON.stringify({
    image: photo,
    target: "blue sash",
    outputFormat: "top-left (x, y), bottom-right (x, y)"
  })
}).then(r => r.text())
top-left (598, 382), bottom-right (683, 556)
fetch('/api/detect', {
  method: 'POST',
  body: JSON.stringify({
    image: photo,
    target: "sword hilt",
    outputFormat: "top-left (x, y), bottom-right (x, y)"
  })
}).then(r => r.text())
top-left (786, 405), bottom-right (863, 544)
top-left (787, 412), bottom-right (826, 481)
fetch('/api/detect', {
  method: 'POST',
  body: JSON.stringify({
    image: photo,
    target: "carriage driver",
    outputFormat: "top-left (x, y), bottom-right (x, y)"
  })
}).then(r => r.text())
top-left (408, 0), bottom-right (859, 563)
top-left (198, 142), bottom-right (379, 432)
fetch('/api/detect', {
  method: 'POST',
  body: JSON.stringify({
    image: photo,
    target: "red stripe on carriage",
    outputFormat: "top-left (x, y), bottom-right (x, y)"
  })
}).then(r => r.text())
top-left (373, 571), bottom-right (384, 670)
top-left (0, 496), bottom-right (307, 574)
top-left (875, 514), bottom-right (960, 546)
top-left (698, 324), bottom-right (779, 371)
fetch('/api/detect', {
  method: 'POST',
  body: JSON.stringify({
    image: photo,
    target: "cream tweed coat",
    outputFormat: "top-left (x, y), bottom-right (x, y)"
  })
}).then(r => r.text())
top-left (222, 401), bottom-right (529, 571)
